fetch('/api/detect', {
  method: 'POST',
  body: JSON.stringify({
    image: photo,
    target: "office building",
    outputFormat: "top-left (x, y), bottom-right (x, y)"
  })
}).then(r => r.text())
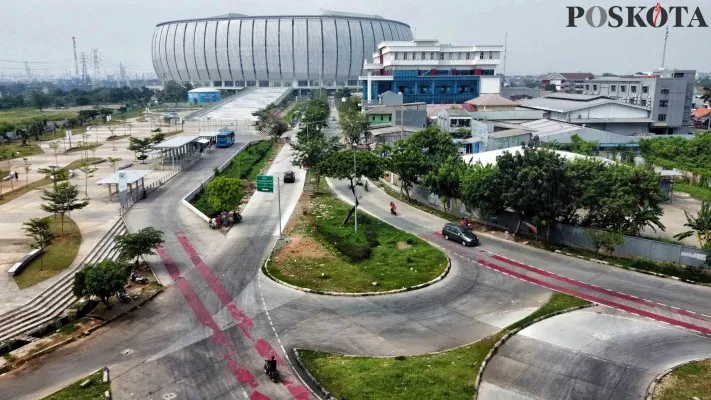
top-left (541, 72), bottom-right (594, 93)
top-left (581, 69), bottom-right (696, 134)
top-left (152, 12), bottom-right (412, 89)
top-left (360, 39), bottom-right (502, 104)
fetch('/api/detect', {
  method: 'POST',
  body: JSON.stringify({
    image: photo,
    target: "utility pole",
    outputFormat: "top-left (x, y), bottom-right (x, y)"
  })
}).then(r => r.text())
top-left (24, 62), bottom-right (31, 79)
top-left (80, 52), bottom-right (88, 83)
top-left (72, 37), bottom-right (79, 77)
top-left (503, 32), bottom-right (508, 78)
top-left (353, 148), bottom-right (358, 233)
top-left (92, 48), bottom-right (100, 88)
top-left (661, 27), bottom-right (669, 69)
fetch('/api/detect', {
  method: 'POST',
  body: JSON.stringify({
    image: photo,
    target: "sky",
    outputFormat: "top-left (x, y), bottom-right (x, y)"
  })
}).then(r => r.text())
top-left (0, 0), bottom-right (709, 79)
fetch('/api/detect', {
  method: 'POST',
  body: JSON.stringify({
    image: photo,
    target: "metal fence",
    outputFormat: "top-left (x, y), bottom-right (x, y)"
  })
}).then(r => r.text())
top-left (391, 177), bottom-right (709, 268)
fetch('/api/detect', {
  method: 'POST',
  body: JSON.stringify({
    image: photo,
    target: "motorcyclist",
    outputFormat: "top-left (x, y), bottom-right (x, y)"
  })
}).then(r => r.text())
top-left (389, 201), bottom-right (397, 214)
top-left (265, 356), bottom-right (277, 375)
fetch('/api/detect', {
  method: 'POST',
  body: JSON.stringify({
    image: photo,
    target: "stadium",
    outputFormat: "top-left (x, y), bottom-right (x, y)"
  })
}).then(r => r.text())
top-left (152, 11), bottom-right (413, 89)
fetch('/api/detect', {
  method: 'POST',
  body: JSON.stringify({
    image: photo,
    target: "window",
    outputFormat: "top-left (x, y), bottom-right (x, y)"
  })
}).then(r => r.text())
top-left (660, 88), bottom-right (669, 94)
top-left (659, 99), bottom-right (668, 107)
top-left (440, 53), bottom-right (445, 60)
top-left (642, 86), bottom-right (649, 94)
top-left (593, 84), bottom-right (598, 91)
top-left (620, 85), bottom-right (626, 92)
top-left (431, 52), bottom-right (435, 60)
top-left (658, 114), bottom-right (667, 121)
top-left (403, 52), bottom-right (408, 60)
top-left (631, 86), bottom-right (637, 93)
top-left (611, 85), bottom-right (616, 92)
top-left (489, 51), bottom-right (493, 59)
top-left (420, 86), bottom-right (428, 94)
top-left (394, 52), bottom-right (399, 60)
top-left (465, 52), bottom-right (470, 60)
top-left (480, 52), bottom-right (484, 59)
top-left (422, 52), bottom-right (426, 60)
top-left (673, 72), bottom-right (684, 78)
top-left (457, 52), bottom-right (462, 60)
top-left (585, 84), bottom-right (590, 90)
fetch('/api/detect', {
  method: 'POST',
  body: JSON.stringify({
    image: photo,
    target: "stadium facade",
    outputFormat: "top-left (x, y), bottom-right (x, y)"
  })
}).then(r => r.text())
top-left (152, 12), bottom-right (413, 89)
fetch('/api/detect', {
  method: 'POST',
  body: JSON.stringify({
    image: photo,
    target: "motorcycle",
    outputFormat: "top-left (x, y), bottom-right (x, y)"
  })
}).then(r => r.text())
top-left (130, 271), bottom-right (147, 284)
top-left (117, 290), bottom-right (131, 304)
top-left (390, 207), bottom-right (397, 215)
top-left (264, 360), bottom-right (279, 382)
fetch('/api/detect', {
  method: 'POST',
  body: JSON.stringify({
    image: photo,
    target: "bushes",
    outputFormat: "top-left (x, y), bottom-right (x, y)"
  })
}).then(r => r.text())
top-left (316, 227), bottom-right (372, 262)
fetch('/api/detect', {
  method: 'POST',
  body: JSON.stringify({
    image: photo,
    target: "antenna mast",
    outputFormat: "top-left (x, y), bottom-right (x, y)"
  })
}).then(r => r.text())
top-left (661, 27), bottom-right (669, 69)
top-left (72, 37), bottom-right (79, 77)
top-left (502, 32), bottom-right (508, 77)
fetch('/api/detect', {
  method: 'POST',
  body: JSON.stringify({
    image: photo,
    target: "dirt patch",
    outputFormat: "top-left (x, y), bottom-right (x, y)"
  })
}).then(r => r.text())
top-left (396, 241), bottom-right (411, 250)
top-left (276, 234), bottom-right (333, 261)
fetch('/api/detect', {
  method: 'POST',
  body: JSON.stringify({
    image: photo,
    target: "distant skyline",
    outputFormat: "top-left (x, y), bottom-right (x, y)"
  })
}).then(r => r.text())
top-left (1, 0), bottom-right (709, 79)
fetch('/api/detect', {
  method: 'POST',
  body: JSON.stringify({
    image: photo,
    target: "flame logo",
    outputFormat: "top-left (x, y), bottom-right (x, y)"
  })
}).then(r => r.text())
top-left (653, 2), bottom-right (662, 26)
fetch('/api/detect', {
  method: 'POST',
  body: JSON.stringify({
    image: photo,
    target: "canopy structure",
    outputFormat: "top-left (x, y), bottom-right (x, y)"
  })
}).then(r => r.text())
top-left (96, 170), bottom-right (149, 201)
top-left (152, 135), bottom-right (203, 166)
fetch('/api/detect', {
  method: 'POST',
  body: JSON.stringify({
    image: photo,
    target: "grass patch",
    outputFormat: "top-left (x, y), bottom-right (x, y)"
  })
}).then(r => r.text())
top-left (0, 158), bottom-right (99, 206)
top-left (674, 183), bottom-right (711, 203)
top-left (299, 293), bottom-right (589, 400)
top-left (537, 242), bottom-right (711, 284)
top-left (0, 142), bottom-right (44, 159)
top-left (268, 177), bottom-right (448, 293)
top-left (65, 143), bottom-right (102, 153)
top-left (13, 217), bottom-right (81, 289)
top-left (42, 369), bottom-right (110, 400)
top-left (654, 359), bottom-right (711, 400)
top-left (191, 140), bottom-right (274, 217)
top-left (0, 108), bottom-right (77, 125)
top-left (106, 134), bottom-right (130, 141)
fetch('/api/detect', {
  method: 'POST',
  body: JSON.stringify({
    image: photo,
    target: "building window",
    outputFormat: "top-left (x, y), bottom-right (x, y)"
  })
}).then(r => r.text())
top-left (422, 52), bottom-right (426, 60)
top-left (394, 52), bottom-right (399, 60)
top-left (619, 85), bottom-right (625, 92)
top-left (440, 53), bottom-right (444, 60)
top-left (585, 84), bottom-right (590, 90)
top-left (660, 88), bottom-right (669, 94)
top-left (659, 99), bottom-right (668, 107)
top-left (456, 52), bottom-right (461, 60)
top-left (673, 72), bottom-right (684, 78)
top-left (611, 85), bottom-right (616, 92)
top-left (488, 51), bottom-right (493, 59)
top-left (658, 114), bottom-right (667, 121)
top-left (403, 52), bottom-right (408, 60)
top-left (480, 52), bottom-right (484, 59)
top-left (465, 52), bottom-right (470, 60)
top-left (431, 52), bottom-right (435, 60)
top-left (642, 86), bottom-right (649, 94)
top-left (631, 86), bottom-right (637, 93)
top-left (593, 84), bottom-right (598, 91)
top-left (420, 86), bottom-right (428, 94)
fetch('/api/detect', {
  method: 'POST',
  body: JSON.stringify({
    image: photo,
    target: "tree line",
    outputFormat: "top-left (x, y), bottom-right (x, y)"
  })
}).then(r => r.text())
top-left (0, 83), bottom-right (154, 111)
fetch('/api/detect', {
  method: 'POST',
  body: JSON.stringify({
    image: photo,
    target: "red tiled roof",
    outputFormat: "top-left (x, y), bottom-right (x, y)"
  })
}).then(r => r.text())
top-left (692, 108), bottom-right (711, 118)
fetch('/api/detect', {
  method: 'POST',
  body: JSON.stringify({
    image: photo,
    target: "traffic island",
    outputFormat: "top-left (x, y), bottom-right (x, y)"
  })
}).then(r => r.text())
top-left (264, 177), bottom-right (448, 294)
top-left (650, 358), bottom-right (711, 400)
top-left (294, 293), bottom-right (591, 400)
top-left (39, 368), bottom-right (111, 400)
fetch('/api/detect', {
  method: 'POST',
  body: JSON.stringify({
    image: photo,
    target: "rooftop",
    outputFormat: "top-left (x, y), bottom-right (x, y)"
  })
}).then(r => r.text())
top-left (369, 125), bottom-right (421, 136)
top-left (489, 129), bottom-right (531, 139)
top-left (152, 135), bottom-right (200, 149)
top-left (96, 170), bottom-right (149, 186)
top-left (520, 119), bottom-right (644, 145)
top-left (365, 102), bottom-right (427, 114)
top-left (692, 108), bottom-right (711, 119)
top-left (465, 93), bottom-right (517, 107)
top-left (462, 146), bottom-right (611, 166)
top-left (518, 94), bottom-right (650, 113)
top-left (188, 87), bottom-right (221, 93)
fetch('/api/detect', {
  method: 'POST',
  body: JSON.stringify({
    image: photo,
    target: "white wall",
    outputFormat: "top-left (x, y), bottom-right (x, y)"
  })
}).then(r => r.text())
top-left (575, 103), bottom-right (650, 119)
top-left (480, 76), bottom-right (501, 94)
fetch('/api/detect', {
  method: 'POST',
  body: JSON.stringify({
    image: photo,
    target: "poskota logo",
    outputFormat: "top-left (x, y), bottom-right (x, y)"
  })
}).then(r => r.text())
top-left (567, 3), bottom-right (708, 27)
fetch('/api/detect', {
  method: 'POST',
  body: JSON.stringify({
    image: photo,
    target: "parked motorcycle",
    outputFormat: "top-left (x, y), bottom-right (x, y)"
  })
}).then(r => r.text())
top-left (117, 290), bottom-right (131, 304)
top-left (130, 271), bottom-right (147, 284)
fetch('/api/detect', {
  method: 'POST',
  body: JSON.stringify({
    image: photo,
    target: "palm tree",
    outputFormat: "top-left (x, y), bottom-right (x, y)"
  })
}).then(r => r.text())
top-left (674, 201), bottom-right (711, 247)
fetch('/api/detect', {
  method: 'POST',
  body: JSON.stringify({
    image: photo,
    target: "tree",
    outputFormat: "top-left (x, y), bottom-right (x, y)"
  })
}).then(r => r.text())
top-left (338, 107), bottom-right (369, 145)
top-left (128, 137), bottom-right (153, 162)
top-left (321, 150), bottom-right (384, 224)
top-left (423, 155), bottom-right (466, 213)
top-left (78, 162), bottom-right (97, 199)
top-left (28, 119), bottom-right (46, 141)
top-left (204, 176), bottom-right (244, 213)
top-left (48, 140), bottom-right (61, 167)
top-left (22, 217), bottom-right (54, 270)
top-left (40, 182), bottom-right (88, 234)
top-left (588, 229), bottom-right (624, 255)
top-left (72, 259), bottom-right (130, 305)
top-left (290, 134), bottom-right (341, 190)
top-left (108, 157), bottom-right (122, 173)
top-left (451, 128), bottom-right (471, 139)
top-left (408, 127), bottom-right (460, 171)
top-left (569, 134), bottom-right (598, 155)
top-left (674, 201), bottom-right (711, 250)
top-left (386, 141), bottom-right (427, 202)
top-left (114, 227), bottom-right (165, 268)
top-left (30, 90), bottom-right (50, 111)
top-left (269, 119), bottom-right (288, 142)
top-left (151, 132), bottom-right (166, 144)
top-left (37, 166), bottom-right (68, 188)
top-left (461, 164), bottom-right (506, 228)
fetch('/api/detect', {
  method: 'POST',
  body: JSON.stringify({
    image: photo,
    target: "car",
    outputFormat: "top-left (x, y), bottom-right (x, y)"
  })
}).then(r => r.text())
top-left (441, 223), bottom-right (479, 246)
top-left (283, 171), bottom-right (295, 183)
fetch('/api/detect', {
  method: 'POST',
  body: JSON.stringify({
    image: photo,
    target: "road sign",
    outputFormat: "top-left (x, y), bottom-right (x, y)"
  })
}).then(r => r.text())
top-left (256, 175), bottom-right (274, 193)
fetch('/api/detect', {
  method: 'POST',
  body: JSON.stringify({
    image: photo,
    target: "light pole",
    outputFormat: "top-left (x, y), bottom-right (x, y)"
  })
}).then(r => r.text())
top-left (353, 147), bottom-right (358, 233)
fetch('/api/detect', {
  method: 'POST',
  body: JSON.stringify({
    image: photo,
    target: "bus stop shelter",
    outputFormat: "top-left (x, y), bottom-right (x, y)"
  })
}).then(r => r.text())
top-left (97, 170), bottom-right (149, 201)
top-left (152, 135), bottom-right (202, 166)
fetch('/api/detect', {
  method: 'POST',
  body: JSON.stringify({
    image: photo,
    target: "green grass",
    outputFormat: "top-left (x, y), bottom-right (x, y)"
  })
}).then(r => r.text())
top-left (654, 359), bottom-right (711, 400)
top-left (268, 179), bottom-right (448, 293)
top-left (42, 369), bottom-right (110, 400)
top-left (0, 108), bottom-right (77, 125)
top-left (14, 217), bottom-right (81, 289)
top-left (0, 157), bottom-right (99, 206)
top-left (65, 143), bottom-right (102, 153)
top-left (0, 142), bottom-right (43, 159)
top-left (674, 183), bottom-right (711, 202)
top-left (191, 140), bottom-right (274, 217)
top-left (299, 293), bottom-right (589, 400)
top-left (106, 134), bottom-right (130, 141)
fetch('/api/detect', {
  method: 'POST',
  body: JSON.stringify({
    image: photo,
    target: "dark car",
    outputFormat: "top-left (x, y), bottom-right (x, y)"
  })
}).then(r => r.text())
top-left (284, 171), bottom-right (296, 183)
top-left (442, 223), bottom-right (479, 246)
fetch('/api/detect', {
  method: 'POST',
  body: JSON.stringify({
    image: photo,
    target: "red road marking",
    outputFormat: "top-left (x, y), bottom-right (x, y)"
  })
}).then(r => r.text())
top-left (156, 247), bottom-right (263, 394)
top-left (175, 233), bottom-right (311, 398)
top-left (477, 259), bottom-right (711, 335)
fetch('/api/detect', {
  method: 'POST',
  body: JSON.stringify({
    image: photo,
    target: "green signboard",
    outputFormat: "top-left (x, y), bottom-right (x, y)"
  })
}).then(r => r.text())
top-left (256, 175), bottom-right (274, 193)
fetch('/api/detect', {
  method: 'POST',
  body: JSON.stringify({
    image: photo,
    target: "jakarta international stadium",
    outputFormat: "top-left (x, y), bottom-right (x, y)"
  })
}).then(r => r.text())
top-left (152, 11), bottom-right (413, 89)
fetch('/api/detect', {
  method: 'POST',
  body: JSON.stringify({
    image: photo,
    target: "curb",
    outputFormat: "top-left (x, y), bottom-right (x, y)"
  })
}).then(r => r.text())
top-left (553, 250), bottom-right (711, 287)
top-left (262, 255), bottom-right (451, 297)
top-left (644, 358), bottom-right (708, 400)
top-left (293, 349), bottom-right (335, 400)
top-left (473, 303), bottom-right (593, 398)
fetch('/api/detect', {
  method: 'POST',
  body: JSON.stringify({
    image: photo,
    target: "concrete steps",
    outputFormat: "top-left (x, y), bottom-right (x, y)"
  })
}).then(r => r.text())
top-left (0, 219), bottom-right (127, 345)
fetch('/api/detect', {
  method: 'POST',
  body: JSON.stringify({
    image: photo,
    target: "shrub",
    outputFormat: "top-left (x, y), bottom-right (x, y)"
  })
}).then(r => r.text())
top-left (316, 226), bottom-right (372, 262)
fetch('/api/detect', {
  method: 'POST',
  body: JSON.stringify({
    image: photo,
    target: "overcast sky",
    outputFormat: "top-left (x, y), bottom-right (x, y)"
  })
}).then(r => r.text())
top-left (1, 0), bottom-right (708, 79)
